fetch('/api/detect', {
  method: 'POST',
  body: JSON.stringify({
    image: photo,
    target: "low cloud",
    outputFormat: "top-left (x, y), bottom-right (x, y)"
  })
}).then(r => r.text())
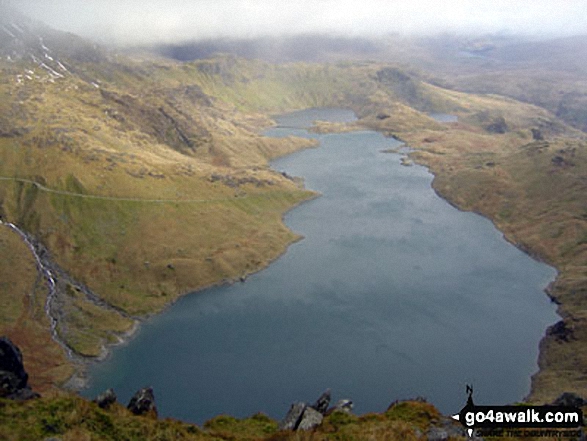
top-left (15, 0), bottom-right (587, 46)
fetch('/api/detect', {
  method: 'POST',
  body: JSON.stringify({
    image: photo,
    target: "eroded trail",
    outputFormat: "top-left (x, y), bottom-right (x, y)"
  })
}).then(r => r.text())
top-left (0, 176), bottom-right (267, 204)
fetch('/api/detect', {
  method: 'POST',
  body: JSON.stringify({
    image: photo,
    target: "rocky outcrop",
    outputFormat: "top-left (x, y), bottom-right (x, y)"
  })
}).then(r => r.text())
top-left (0, 337), bottom-right (39, 400)
top-left (332, 399), bottom-right (354, 414)
top-left (552, 392), bottom-right (586, 407)
top-left (531, 128), bottom-right (544, 141)
top-left (280, 402), bottom-right (324, 431)
top-left (547, 320), bottom-right (574, 342)
top-left (485, 116), bottom-right (508, 134)
top-left (296, 407), bottom-right (324, 431)
top-left (280, 402), bottom-right (307, 431)
top-left (310, 388), bottom-right (331, 414)
top-left (93, 388), bottom-right (117, 409)
top-left (127, 387), bottom-right (158, 417)
top-left (280, 389), bottom-right (351, 431)
top-left (425, 417), bottom-right (468, 441)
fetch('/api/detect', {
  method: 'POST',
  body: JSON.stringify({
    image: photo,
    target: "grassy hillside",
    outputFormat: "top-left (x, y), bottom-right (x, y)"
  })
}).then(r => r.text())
top-left (0, 395), bottom-right (446, 441)
top-left (2, 392), bottom-right (584, 441)
top-left (0, 31), bottom-right (319, 390)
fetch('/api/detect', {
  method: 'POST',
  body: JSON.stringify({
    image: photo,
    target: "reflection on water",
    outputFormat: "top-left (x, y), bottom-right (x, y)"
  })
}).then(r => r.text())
top-left (84, 108), bottom-right (557, 424)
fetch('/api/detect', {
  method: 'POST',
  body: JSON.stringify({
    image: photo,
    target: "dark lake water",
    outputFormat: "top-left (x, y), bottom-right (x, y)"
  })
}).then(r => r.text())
top-left (83, 108), bottom-right (557, 424)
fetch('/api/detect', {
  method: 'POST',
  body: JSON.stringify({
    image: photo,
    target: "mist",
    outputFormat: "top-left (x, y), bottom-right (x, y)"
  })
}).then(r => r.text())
top-left (14, 0), bottom-right (587, 46)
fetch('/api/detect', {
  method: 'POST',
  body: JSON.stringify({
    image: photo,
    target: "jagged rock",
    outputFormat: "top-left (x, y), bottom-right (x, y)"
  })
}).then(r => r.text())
top-left (553, 392), bottom-right (586, 407)
top-left (547, 320), bottom-right (574, 342)
top-left (93, 388), bottom-right (117, 409)
top-left (311, 388), bottom-right (331, 415)
top-left (531, 128), bottom-right (544, 141)
top-left (127, 387), bottom-right (157, 416)
top-left (485, 117), bottom-right (508, 134)
top-left (0, 337), bottom-right (39, 400)
top-left (0, 337), bottom-right (27, 393)
top-left (431, 415), bottom-right (468, 440)
top-left (280, 402), bottom-right (307, 430)
top-left (427, 427), bottom-right (449, 441)
top-left (332, 399), bottom-right (354, 414)
top-left (297, 406), bottom-right (324, 431)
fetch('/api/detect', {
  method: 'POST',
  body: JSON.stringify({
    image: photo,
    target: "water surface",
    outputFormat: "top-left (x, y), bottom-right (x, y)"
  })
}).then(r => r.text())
top-left (429, 113), bottom-right (458, 123)
top-left (84, 108), bottom-right (557, 424)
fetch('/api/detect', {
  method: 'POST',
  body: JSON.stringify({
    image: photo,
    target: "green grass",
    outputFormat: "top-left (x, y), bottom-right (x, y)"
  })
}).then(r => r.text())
top-left (0, 396), bottom-right (462, 441)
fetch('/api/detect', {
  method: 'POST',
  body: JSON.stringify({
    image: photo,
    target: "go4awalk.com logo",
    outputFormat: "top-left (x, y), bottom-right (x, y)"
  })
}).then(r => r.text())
top-left (452, 386), bottom-right (584, 438)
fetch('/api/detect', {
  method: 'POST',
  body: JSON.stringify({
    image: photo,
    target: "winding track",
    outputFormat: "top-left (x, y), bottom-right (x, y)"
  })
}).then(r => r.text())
top-left (0, 175), bottom-right (274, 204)
top-left (0, 173), bottom-right (297, 358)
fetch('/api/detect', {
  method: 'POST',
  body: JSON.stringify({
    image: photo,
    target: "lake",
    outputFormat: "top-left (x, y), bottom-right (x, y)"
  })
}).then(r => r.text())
top-left (83, 108), bottom-right (557, 424)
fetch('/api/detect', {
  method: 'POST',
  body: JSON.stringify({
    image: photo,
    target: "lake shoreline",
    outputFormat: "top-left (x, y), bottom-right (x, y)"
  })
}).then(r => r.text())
top-left (69, 163), bottom-right (322, 395)
top-left (301, 112), bottom-right (565, 404)
top-left (391, 125), bottom-right (574, 404)
top-left (81, 109), bottom-right (556, 418)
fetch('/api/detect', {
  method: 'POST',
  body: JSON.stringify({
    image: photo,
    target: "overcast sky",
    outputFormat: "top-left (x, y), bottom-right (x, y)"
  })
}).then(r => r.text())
top-left (14, 0), bottom-right (587, 46)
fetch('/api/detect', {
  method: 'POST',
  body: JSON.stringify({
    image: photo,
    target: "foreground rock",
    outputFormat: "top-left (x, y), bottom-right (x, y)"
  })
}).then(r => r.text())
top-left (280, 402), bottom-right (307, 431)
top-left (0, 336), bottom-right (39, 400)
top-left (280, 389), bottom-right (352, 431)
top-left (93, 388), bottom-right (117, 409)
top-left (127, 387), bottom-right (158, 417)
top-left (310, 388), bottom-right (331, 414)
top-left (552, 392), bottom-right (586, 407)
top-left (332, 399), bottom-right (354, 414)
top-left (296, 407), bottom-right (324, 430)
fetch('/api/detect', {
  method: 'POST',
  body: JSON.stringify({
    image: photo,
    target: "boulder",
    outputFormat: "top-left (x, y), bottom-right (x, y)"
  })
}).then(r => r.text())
top-left (279, 401), bottom-right (325, 431)
top-left (0, 337), bottom-right (39, 400)
top-left (548, 320), bottom-right (574, 342)
top-left (428, 415), bottom-right (467, 440)
top-left (127, 387), bottom-right (157, 417)
top-left (93, 388), bottom-right (117, 409)
top-left (531, 128), bottom-right (544, 141)
top-left (485, 117), bottom-right (508, 134)
top-left (311, 389), bottom-right (331, 415)
top-left (297, 406), bottom-right (323, 431)
top-left (332, 399), bottom-right (354, 414)
top-left (279, 402), bottom-right (307, 431)
top-left (553, 392), bottom-right (586, 407)
top-left (427, 427), bottom-right (449, 441)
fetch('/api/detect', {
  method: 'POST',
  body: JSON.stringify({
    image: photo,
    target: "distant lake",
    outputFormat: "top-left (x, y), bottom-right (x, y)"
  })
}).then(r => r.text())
top-left (83, 108), bottom-right (557, 424)
top-left (429, 113), bottom-right (458, 123)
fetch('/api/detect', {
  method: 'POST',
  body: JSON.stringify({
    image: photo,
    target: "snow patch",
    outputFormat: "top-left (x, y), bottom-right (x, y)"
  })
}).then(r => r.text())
top-left (40, 62), bottom-right (64, 79)
top-left (10, 23), bottom-right (24, 34)
top-left (56, 61), bottom-right (68, 72)
top-left (39, 37), bottom-right (50, 52)
top-left (1, 25), bottom-right (16, 38)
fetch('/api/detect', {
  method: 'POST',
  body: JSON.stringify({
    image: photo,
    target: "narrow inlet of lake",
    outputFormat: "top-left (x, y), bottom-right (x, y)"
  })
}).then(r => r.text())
top-left (83, 108), bottom-right (558, 424)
